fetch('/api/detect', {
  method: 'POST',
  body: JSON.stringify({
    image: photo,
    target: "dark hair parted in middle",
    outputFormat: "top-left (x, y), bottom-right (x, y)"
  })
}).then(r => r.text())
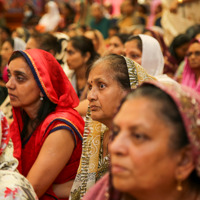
top-left (126, 35), bottom-right (142, 52)
top-left (9, 51), bottom-right (57, 145)
top-left (69, 35), bottom-right (99, 66)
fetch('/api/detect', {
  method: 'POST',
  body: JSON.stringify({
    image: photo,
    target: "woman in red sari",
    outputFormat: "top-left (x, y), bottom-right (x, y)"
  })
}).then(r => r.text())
top-left (6, 49), bottom-right (84, 200)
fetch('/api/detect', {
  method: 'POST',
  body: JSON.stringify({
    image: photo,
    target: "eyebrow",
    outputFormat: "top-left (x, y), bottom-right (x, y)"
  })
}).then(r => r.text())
top-left (7, 69), bottom-right (27, 76)
top-left (113, 122), bottom-right (145, 131)
top-left (87, 77), bottom-right (106, 84)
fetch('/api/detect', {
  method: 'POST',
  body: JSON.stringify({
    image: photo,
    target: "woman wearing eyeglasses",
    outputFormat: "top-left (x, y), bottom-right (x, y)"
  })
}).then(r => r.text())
top-left (182, 39), bottom-right (200, 93)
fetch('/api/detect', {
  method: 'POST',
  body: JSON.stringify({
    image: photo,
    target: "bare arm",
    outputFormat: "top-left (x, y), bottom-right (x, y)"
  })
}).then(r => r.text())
top-left (53, 180), bottom-right (74, 198)
top-left (26, 129), bottom-right (75, 198)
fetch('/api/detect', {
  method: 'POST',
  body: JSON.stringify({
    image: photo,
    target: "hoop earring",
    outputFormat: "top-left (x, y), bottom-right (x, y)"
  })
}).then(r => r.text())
top-left (40, 96), bottom-right (44, 101)
top-left (177, 179), bottom-right (183, 191)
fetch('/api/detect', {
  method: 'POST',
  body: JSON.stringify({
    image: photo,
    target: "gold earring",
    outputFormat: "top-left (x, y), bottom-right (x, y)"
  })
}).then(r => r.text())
top-left (177, 178), bottom-right (183, 191)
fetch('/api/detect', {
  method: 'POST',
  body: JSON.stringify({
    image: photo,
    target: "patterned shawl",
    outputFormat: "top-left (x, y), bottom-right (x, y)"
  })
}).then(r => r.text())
top-left (0, 111), bottom-right (38, 199)
top-left (70, 57), bottom-right (156, 200)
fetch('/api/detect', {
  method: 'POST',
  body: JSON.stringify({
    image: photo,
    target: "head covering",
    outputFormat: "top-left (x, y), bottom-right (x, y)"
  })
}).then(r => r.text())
top-left (13, 37), bottom-right (26, 51)
top-left (182, 39), bottom-right (200, 93)
top-left (13, 49), bottom-right (79, 108)
top-left (70, 57), bottom-right (156, 200)
top-left (53, 32), bottom-right (74, 80)
top-left (38, 1), bottom-right (61, 32)
top-left (138, 34), bottom-right (164, 76)
top-left (141, 81), bottom-right (200, 176)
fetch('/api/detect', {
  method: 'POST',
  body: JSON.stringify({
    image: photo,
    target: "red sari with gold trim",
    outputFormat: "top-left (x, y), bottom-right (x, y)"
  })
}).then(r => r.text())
top-left (9, 49), bottom-right (84, 200)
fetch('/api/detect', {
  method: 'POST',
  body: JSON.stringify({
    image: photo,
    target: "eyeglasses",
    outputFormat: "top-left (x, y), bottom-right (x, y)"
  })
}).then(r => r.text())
top-left (186, 51), bottom-right (200, 58)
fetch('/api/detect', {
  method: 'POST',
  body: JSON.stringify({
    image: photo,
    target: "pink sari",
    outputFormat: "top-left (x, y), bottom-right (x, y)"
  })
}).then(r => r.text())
top-left (182, 59), bottom-right (200, 93)
top-left (182, 39), bottom-right (200, 93)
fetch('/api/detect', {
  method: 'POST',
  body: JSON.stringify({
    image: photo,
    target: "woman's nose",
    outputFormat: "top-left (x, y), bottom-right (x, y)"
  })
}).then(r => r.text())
top-left (109, 132), bottom-right (128, 156)
top-left (87, 87), bottom-right (97, 102)
top-left (6, 76), bottom-right (15, 90)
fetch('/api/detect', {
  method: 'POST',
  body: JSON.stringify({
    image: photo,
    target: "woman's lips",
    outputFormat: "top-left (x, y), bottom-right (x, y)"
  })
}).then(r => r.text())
top-left (111, 164), bottom-right (127, 174)
top-left (90, 105), bottom-right (99, 111)
top-left (8, 93), bottom-right (17, 100)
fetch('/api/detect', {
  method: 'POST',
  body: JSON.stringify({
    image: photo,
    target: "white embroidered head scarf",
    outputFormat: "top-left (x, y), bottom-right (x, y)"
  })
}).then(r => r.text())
top-left (139, 34), bottom-right (164, 76)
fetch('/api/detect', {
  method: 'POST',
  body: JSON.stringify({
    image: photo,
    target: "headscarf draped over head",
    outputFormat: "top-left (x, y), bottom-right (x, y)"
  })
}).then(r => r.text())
top-left (70, 57), bottom-right (156, 200)
top-left (13, 37), bottom-right (26, 51)
top-left (182, 39), bottom-right (200, 93)
top-left (141, 81), bottom-right (200, 176)
top-left (9, 49), bottom-right (83, 172)
top-left (14, 49), bottom-right (79, 108)
top-left (38, 1), bottom-right (61, 32)
top-left (138, 34), bottom-right (164, 76)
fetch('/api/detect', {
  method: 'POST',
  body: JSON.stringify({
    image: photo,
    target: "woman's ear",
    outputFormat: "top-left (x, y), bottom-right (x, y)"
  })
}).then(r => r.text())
top-left (84, 52), bottom-right (91, 64)
top-left (175, 145), bottom-right (195, 181)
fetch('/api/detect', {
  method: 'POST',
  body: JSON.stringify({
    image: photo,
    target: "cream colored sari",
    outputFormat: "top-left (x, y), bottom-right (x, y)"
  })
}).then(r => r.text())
top-left (70, 57), bottom-right (156, 200)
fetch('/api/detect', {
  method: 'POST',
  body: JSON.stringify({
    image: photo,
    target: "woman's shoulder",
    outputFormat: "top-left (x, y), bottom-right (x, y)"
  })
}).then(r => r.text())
top-left (39, 109), bottom-right (84, 140)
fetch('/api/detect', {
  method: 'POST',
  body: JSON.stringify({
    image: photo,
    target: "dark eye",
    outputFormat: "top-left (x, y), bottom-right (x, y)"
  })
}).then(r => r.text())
top-left (7, 73), bottom-right (11, 79)
top-left (67, 50), bottom-right (74, 55)
top-left (16, 75), bottom-right (26, 82)
top-left (131, 132), bottom-right (149, 142)
top-left (88, 84), bottom-right (92, 90)
top-left (131, 54), bottom-right (140, 59)
top-left (99, 83), bottom-right (106, 89)
top-left (112, 127), bottom-right (119, 140)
